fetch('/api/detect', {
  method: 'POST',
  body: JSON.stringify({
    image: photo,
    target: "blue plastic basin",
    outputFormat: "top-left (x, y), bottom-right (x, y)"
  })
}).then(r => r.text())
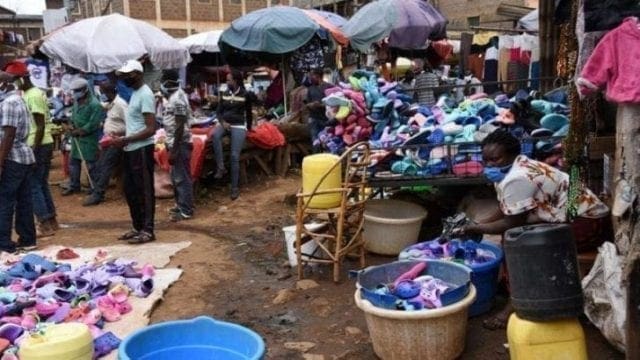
top-left (399, 240), bottom-right (504, 316)
top-left (118, 316), bottom-right (265, 360)
top-left (354, 260), bottom-right (471, 310)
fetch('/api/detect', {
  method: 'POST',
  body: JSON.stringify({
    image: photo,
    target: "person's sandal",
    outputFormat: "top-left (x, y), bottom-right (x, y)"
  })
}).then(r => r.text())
top-left (128, 231), bottom-right (156, 244)
top-left (117, 230), bottom-right (139, 241)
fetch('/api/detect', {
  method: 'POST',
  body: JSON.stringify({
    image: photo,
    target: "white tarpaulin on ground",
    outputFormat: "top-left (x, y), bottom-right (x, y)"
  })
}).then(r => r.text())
top-left (179, 30), bottom-right (223, 54)
top-left (582, 241), bottom-right (627, 352)
top-left (40, 13), bottom-right (191, 73)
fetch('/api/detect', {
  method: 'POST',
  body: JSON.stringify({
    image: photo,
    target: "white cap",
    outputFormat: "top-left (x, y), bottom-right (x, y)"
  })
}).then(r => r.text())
top-left (116, 60), bottom-right (143, 74)
top-left (70, 78), bottom-right (89, 91)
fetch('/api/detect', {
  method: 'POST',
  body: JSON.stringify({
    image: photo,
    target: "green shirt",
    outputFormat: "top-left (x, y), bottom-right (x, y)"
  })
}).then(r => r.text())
top-left (24, 87), bottom-right (54, 146)
top-left (71, 96), bottom-right (104, 161)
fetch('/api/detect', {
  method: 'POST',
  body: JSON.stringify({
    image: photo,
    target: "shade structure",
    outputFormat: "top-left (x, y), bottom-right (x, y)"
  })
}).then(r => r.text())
top-left (343, 0), bottom-right (447, 52)
top-left (302, 9), bottom-right (349, 46)
top-left (180, 30), bottom-right (224, 54)
top-left (40, 13), bottom-right (191, 73)
top-left (219, 6), bottom-right (320, 55)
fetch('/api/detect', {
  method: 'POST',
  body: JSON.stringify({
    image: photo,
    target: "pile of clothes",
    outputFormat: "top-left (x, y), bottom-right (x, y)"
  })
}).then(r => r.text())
top-left (0, 252), bottom-right (155, 358)
top-left (399, 240), bottom-right (497, 267)
top-left (371, 262), bottom-right (454, 311)
top-left (312, 69), bottom-right (571, 178)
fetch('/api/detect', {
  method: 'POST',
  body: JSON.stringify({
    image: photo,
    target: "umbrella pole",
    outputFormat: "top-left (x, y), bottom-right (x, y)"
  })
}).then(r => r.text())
top-left (281, 55), bottom-right (288, 115)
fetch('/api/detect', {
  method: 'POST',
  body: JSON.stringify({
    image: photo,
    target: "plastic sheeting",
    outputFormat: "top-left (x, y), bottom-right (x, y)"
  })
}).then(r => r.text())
top-left (582, 242), bottom-right (627, 352)
top-left (40, 14), bottom-right (190, 73)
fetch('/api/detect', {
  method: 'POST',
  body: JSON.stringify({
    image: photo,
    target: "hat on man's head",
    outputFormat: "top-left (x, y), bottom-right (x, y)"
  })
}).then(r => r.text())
top-left (2, 61), bottom-right (28, 77)
top-left (116, 60), bottom-right (143, 75)
top-left (70, 78), bottom-right (89, 91)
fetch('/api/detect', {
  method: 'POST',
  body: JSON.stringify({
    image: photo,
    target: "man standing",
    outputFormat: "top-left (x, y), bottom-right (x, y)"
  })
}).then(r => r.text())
top-left (159, 70), bottom-right (194, 221)
top-left (83, 82), bottom-right (128, 206)
top-left (413, 59), bottom-right (440, 107)
top-left (63, 78), bottom-right (103, 196)
top-left (0, 68), bottom-right (36, 253)
top-left (6, 62), bottom-right (59, 237)
top-left (113, 60), bottom-right (156, 244)
top-left (305, 68), bottom-right (332, 153)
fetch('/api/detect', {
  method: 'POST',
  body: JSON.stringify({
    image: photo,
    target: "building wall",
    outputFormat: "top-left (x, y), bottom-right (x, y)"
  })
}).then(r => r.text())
top-left (129, 0), bottom-right (157, 19)
top-left (45, 0), bottom-right (65, 9)
top-left (436, 0), bottom-right (530, 30)
top-left (190, 0), bottom-right (219, 22)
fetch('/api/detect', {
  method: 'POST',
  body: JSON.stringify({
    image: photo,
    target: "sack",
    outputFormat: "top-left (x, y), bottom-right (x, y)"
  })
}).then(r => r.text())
top-left (247, 122), bottom-right (286, 149)
top-left (582, 242), bottom-right (627, 352)
top-left (154, 166), bottom-right (173, 199)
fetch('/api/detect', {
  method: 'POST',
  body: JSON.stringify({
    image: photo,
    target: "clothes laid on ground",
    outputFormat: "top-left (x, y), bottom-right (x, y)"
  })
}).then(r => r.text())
top-left (578, 17), bottom-right (640, 103)
top-left (0, 253), bottom-right (155, 358)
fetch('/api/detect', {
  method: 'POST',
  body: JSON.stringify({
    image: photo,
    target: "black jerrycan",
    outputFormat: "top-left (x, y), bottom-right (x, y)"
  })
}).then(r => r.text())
top-left (504, 223), bottom-right (584, 321)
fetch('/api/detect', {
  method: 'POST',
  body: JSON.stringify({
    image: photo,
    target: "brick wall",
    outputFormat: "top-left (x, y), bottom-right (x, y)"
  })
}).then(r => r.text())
top-left (163, 28), bottom-right (188, 37)
top-left (246, 0), bottom-right (268, 13)
top-left (191, 0), bottom-right (219, 22)
top-left (437, 0), bottom-right (528, 29)
top-left (224, 1), bottom-right (243, 22)
top-left (130, 0), bottom-right (157, 19)
top-left (161, 0), bottom-right (187, 20)
top-left (111, 0), bottom-right (124, 14)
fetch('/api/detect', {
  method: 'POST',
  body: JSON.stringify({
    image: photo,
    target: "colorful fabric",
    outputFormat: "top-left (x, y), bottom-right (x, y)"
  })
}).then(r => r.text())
top-left (495, 155), bottom-right (609, 222)
top-left (24, 87), bottom-right (54, 146)
top-left (577, 17), bottom-right (640, 103)
top-left (0, 93), bottom-right (35, 165)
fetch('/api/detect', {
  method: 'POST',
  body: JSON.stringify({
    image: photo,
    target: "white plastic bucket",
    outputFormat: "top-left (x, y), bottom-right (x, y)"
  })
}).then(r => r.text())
top-left (282, 223), bottom-right (326, 267)
top-left (364, 199), bottom-right (428, 255)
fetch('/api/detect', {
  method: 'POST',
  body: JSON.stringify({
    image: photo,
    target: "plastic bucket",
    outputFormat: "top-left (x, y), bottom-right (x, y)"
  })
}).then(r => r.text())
top-left (364, 200), bottom-right (427, 255)
top-left (118, 316), bottom-right (265, 360)
top-left (355, 260), bottom-right (471, 310)
top-left (399, 240), bottom-right (504, 317)
top-left (282, 223), bottom-right (325, 267)
top-left (355, 285), bottom-right (476, 360)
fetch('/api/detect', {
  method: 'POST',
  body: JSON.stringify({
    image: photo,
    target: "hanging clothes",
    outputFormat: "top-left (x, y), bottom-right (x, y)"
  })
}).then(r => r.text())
top-left (26, 59), bottom-right (49, 90)
top-left (483, 45), bottom-right (499, 94)
top-left (289, 37), bottom-right (325, 79)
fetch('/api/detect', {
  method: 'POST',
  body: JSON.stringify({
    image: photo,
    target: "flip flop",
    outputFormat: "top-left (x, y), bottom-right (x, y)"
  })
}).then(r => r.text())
top-left (108, 284), bottom-right (130, 304)
top-left (21, 253), bottom-right (57, 273)
top-left (127, 231), bottom-right (156, 245)
top-left (117, 230), bottom-right (139, 241)
top-left (93, 331), bottom-right (121, 359)
top-left (46, 302), bottom-right (71, 323)
top-left (0, 323), bottom-right (23, 343)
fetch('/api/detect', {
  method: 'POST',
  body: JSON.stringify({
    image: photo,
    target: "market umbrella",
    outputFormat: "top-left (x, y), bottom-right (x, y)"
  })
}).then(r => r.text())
top-left (40, 13), bottom-right (191, 73)
top-left (302, 9), bottom-right (349, 46)
top-left (343, 0), bottom-right (447, 52)
top-left (219, 6), bottom-right (320, 55)
top-left (180, 30), bottom-right (224, 54)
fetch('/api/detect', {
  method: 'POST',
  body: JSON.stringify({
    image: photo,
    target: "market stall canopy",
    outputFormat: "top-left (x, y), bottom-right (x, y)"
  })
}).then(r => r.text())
top-left (517, 9), bottom-right (538, 32)
top-left (302, 9), bottom-right (349, 46)
top-left (343, 0), bottom-right (447, 52)
top-left (180, 30), bottom-right (223, 54)
top-left (40, 13), bottom-right (191, 73)
top-left (219, 6), bottom-right (320, 55)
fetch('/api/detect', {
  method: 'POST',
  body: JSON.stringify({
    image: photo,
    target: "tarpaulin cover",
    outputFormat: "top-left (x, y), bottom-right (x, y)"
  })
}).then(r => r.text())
top-left (343, 0), bottom-right (447, 52)
top-left (303, 9), bottom-right (349, 46)
top-left (40, 14), bottom-right (191, 73)
top-left (219, 6), bottom-right (320, 55)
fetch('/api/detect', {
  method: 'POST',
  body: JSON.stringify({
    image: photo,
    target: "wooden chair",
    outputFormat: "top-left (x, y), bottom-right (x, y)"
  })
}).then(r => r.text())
top-left (295, 142), bottom-right (371, 282)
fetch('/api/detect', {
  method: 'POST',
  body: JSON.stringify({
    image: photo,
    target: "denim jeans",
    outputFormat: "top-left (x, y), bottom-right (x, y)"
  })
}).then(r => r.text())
top-left (123, 144), bottom-right (155, 233)
top-left (69, 157), bottom-right (98, 192)
top-left (92, 146), bottom-right (123, 199)
top-left (170, 142), bottom-right (194, 216)
top-left (0, 160), bottom-right (36, 251)
top-left (31, 144), bottom-right (56, 222)
top-left (212, 125), bottom-right (246, 191)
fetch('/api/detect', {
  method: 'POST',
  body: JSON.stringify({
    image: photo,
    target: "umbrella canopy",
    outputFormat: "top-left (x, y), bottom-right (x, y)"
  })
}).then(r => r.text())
top-left (219, 6), bottom-right (320, 55)
top-left (180, 30), bottom-right (224, 54)
top-left (343, 0), bottom-right (447, 52)
top-left (40, 13), bottom-right (191, 73)
top-left (302, 9), bottom-right (349, 46)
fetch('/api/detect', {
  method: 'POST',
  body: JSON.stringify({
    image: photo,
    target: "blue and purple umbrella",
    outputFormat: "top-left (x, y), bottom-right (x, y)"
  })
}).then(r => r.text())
top-left (343, 0), bottom-right (447, 52)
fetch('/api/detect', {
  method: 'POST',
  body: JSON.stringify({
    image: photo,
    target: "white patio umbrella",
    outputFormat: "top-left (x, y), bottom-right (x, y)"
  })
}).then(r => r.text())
top-left (40, 13), bottom-right (191, 73)
top-left (179, 30), bottom-right (223, 54)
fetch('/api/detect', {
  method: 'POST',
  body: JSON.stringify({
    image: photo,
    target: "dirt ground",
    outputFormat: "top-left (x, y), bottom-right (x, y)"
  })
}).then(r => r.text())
top-left (35, 154), bottom-right (623, 359)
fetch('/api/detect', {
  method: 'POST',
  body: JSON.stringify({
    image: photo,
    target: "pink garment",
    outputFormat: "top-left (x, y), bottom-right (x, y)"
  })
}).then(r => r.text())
top-left (577, 17), bottom-right (640, 104)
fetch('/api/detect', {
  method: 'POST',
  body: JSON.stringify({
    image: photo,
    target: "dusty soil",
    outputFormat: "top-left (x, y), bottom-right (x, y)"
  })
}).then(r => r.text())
top-left (35, 154), bottom-right (623, 360)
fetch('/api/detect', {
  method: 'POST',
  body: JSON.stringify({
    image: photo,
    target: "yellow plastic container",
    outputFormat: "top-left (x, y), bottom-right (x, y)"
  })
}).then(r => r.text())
top-left (507, 313), bottom-right (588, 360)
top-left (302, 153), bottom-right (342, 209)
top-left (19, 323), bottom-right (93, 360)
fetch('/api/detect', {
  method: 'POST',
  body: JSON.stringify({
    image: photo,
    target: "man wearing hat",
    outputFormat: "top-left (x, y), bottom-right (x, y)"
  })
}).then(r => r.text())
top-left (7, 61), bottom-right (59, 237)
top-left (0, 66), bottom-right (37, 253)
top-left (113, 60), bottom-right (156, 244)
top-left (63, 78), bottom-right (104, 197)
